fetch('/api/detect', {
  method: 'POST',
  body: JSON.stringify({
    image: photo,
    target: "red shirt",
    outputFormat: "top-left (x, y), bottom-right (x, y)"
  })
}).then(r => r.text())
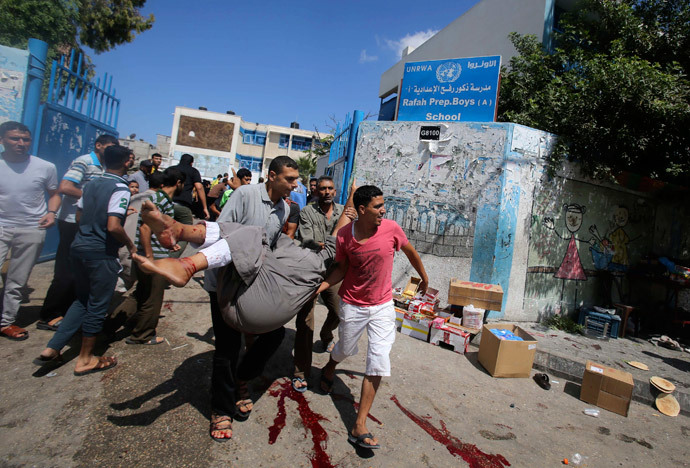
top-left (335, 219), bottom-right (408, 306)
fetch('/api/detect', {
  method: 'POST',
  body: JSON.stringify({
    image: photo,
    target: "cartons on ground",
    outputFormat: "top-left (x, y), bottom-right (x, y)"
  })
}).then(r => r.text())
top-left (477, 323), bottom-right (537, 378)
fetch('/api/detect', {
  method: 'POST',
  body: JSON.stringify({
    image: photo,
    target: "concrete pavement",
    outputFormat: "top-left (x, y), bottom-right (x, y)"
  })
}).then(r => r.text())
top-left (1, 261), bottom-right (689, 467)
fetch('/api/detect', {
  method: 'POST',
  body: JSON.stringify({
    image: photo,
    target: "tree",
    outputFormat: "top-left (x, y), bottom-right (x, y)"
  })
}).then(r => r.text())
top-left (497, 0), bottom-right (690, 184)
top-left (0, 0), bottom-right (154, 80)
top-left (295, 154), bottom-right (318, 184)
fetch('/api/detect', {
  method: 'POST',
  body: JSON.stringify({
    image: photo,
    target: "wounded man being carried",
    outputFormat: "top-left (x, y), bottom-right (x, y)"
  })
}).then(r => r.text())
top-left (134, 191), bottom-right (355, 334)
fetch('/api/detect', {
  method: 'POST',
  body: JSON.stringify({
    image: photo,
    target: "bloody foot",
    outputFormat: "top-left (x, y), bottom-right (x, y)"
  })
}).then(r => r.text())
top-left (133, 253), bottom-right (207, 287)
top-left (140, 200), bottom-right (182, 249)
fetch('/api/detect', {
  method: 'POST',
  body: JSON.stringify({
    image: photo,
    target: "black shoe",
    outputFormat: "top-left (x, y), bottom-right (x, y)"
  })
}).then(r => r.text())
top-left (533, 373), bottom-right (551, 390)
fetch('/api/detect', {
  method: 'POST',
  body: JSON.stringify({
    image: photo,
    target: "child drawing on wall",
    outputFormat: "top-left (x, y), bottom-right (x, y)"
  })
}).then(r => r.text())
top-left (589, 205), bottom-right (639, 271)
top-left (543, 203), bottom-right (594, 307)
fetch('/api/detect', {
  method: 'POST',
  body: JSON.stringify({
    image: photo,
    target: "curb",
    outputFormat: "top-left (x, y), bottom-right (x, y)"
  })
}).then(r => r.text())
top-left (531, 348), bottom-right (690, 417)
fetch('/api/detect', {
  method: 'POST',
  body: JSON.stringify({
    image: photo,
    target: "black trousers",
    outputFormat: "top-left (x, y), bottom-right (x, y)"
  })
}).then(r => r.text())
top-left (40, 220), bottom-right (79, 321)
top-left (209, 291), bottom-right (285, 417)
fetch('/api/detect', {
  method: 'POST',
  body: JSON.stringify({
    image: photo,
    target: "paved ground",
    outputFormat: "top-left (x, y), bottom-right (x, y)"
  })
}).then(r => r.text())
top-left (1, 261), bottom-right (689, 468)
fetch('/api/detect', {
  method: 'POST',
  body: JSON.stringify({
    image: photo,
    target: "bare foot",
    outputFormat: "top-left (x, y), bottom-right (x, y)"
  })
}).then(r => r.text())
top-left (141, 200), bottom-right (180, 249)
top-left (133, 253), bottom-right (196, 287)
top-left (74, 356), bottom-right (117, 375)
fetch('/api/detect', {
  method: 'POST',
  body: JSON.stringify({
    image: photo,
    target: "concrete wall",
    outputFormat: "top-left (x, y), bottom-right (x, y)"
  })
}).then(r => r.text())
top-left (379, 0), bottom-right (551, 98)
top-left (353, 121), bottom-right (554, 319)
top-left (526, 166), bottom-right (690, 318)
top-left (0, 44), bottom-right (29, 125)
top-left (354, 121), bottom-right (690, 321)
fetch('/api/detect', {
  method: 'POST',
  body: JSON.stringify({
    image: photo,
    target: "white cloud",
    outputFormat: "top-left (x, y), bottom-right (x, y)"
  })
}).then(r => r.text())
top-left (359, 49), bottom-right (378, 64)
top-left (385, 29), bottom-right (439, 58)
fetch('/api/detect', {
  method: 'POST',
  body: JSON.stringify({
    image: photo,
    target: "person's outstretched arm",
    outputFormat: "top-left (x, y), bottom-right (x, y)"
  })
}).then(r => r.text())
top-left (401, 242), bottom-right (429, 294)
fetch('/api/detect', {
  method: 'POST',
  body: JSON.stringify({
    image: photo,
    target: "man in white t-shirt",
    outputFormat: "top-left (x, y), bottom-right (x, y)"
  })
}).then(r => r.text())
top-left (0, 121), bottom-right (61, 341)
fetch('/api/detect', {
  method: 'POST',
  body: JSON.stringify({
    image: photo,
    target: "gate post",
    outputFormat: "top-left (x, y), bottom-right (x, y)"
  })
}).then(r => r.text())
top-left (341, 110), bottom-right (364, 202)
top-left (22, 38), bottom-right (48, 143)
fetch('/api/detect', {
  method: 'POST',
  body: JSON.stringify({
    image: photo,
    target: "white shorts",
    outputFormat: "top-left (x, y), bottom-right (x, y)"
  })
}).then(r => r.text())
top-left (331, 299), bottom-right (396, 377)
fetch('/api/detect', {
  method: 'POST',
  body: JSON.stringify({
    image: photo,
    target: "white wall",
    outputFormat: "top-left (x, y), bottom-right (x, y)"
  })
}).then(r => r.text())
top-left (380, 0), bottom-right (550, 98)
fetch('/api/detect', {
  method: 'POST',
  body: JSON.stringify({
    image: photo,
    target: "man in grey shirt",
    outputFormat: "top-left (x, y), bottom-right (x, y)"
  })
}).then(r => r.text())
top-left (292, 175), bottom-right (347, 392)
top-left (0, 122), bottom-right (61, 341)
top-left (207, 156), bottom-right (297, 441)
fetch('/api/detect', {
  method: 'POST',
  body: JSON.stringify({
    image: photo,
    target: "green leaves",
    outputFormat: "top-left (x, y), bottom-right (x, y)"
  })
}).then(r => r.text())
top-left (498, 0), bottom-right (690, 184)
top-left (0, 0), bottom-right (154, 83)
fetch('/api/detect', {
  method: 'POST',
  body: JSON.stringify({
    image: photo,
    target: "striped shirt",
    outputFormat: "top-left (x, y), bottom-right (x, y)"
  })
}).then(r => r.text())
top-left (135, 190), bottom-right (174, 259)
top-left (58, 151), bottom-right (104, 223)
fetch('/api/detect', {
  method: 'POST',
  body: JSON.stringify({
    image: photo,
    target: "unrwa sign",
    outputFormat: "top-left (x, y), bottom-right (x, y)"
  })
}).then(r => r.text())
top-left (397, 56), bottom-right (501, 123)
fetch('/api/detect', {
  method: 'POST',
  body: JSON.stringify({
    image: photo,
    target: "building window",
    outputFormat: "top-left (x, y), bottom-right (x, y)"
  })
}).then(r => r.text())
top-left (279, 134), bottom-right (290, 148)
top-left (240, 127), bottom-right (266, 146)
top-left (236, 154), bottom-right (263, 173)
top-left (291, 136), bottom-right (312, 151)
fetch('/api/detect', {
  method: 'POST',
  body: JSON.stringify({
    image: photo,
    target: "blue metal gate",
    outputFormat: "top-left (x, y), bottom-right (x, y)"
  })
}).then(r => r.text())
top-left (327, 110), bottom-right (363, 204)
top-left (34, 50), bottom-right (120, 260)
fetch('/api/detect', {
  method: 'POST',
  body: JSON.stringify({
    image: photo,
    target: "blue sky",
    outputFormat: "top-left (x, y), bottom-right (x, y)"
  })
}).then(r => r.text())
top-left (89, 0), bottom-right (479, 143)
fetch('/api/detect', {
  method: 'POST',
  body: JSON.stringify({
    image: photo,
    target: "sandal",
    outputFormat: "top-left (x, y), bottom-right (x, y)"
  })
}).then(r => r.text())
top-left (348, 431), bottom-right (381, 449)
top-left (36, 319), bottom-right (63, 331)
top-left (1, 324), bottom-right (28, 341)
top-left (292, 377), bottom-right (308, 393)
top-left (74, 356), bottom-right (118, 376)
top-left (234, 381), bottom-right (253, 421)
top-left (33, 353), bottom-right (63, 367)
top-left (210, 413), bottom-right (233, 442)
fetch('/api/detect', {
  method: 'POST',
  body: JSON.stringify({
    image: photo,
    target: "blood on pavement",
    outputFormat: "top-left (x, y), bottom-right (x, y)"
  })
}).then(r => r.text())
top-left (391, 395), bottom-right (510, 468)
top-left (268, 379), bottom-right (335, 468)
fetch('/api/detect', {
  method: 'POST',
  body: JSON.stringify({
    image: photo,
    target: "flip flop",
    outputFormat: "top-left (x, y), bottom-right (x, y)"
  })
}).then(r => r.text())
top-left (36, 319), bottom-right (63, 331)
top-left (292, 377), bottom-right (308, 393)
top-left (74, 356), bottom-right (117, 376)
top-left (33, 354), bottom-right (63, 367)
top-left (0, 324), bottom-right (28, 341)
top-left (348, 431), bottom-right (381, 449)
top-left (125, 336), bottom-right (165, 345)
top-left (325, 341), bottom-right (336, 353)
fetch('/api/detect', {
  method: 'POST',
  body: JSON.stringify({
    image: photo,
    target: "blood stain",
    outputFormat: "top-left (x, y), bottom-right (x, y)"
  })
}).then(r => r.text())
top-left (391, 395), bottom-right (510, 468)
top-left (592, 344), bottom-right (602, 350)
top-left (344, 372), bottom-right (357, 380)
top-left (268, 379), bottom-right (334, 468)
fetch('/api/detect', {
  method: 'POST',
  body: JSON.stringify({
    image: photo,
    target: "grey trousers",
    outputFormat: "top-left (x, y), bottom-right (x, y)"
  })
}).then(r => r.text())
top-left (0, 226), bottom-right (46, 327)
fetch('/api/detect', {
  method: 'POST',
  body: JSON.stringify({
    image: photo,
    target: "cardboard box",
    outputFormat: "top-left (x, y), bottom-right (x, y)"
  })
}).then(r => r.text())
top-left (448, 279), bottom-right (503, 311)
top-left (477, 323), bottom-right (537, 378)
top-left (401, 313), bottom-right (432, 342)
top-left (430, 319), bottom-right (470, 354)
top-left (580, 360), bottom-right (634, 417)
top-left (403, 277), bottom-right (422, 297)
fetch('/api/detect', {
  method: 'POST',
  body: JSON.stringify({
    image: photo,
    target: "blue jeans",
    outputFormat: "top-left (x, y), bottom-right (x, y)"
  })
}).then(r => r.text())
top-left (47, 254), bottom-right (120, 351)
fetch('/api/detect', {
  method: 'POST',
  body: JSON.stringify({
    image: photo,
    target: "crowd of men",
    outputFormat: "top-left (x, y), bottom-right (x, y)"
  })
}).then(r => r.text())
top-left (0, 120), bottom-right (429, 451)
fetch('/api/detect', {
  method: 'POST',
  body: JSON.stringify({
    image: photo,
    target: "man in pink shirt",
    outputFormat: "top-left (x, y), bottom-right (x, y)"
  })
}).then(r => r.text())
top-left (316, 185), bottom-right (428, 450)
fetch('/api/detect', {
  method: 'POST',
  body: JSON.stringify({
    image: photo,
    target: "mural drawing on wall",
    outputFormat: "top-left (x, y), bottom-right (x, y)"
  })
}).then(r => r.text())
top-left (527, 176), bottom-right (654, 316)
top-left (588, 205), bottom-right (639, 272)
top-left (543, 203), bottom-right (594, 305)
